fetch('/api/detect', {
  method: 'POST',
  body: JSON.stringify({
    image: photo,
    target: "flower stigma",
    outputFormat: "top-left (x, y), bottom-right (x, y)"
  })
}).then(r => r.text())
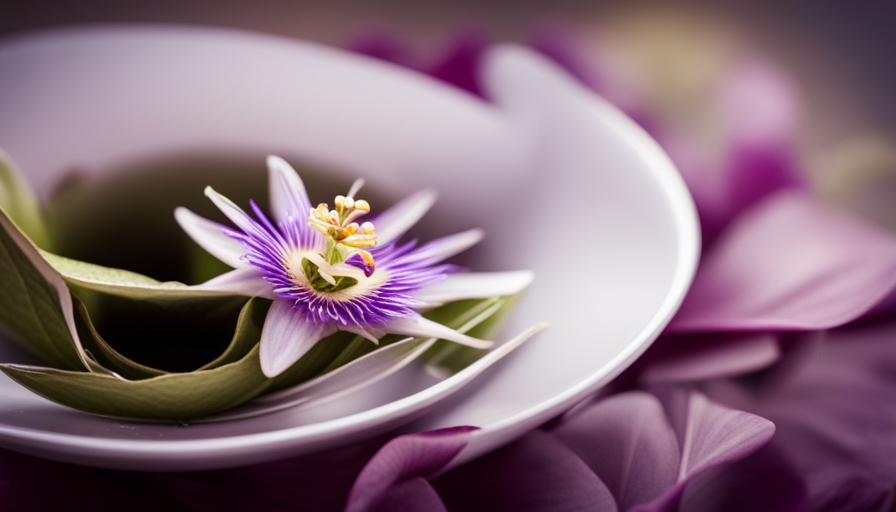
top-left (303, 184), bottom-right (378, 293)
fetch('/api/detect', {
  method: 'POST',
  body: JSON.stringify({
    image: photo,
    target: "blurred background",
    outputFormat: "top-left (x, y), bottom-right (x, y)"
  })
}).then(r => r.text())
top-left (2, 0), bottom-right (896, 228)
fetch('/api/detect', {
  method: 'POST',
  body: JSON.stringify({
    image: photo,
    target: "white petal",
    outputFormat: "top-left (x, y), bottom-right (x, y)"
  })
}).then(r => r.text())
top-left (342, 324), bottom-right (384, 344)
top-left (426, 321), bottom-right (548, 384)
top-left (174, 207), bottom-right (247, 269)
top-left (414, 228), bottom-right (484, 265)
top-left (193, 268), bottom-right (278, 300)
top-left (260, 301), bottom-right (338, 378)
top-left (374, 189), bottom-right (437, 244)
top-left (416, 270), bottom-right (534, 304)
top-left (267, 155), bottom-right (312, 225)
top-left (386, 315), bottom-right (494, 349)
top-left (204, 186), bottom-right (268, 239)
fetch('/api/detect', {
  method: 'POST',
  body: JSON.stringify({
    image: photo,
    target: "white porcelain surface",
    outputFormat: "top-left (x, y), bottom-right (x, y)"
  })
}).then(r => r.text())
top-left (0, 26), bottom-right (699, 471)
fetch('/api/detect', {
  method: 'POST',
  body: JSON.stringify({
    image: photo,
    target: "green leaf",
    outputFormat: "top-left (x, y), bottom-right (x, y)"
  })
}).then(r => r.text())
top-left (0, 297), bottom-right (360, 420)
top-left (1, 298), bottom-right (273, 421)
top-left (73, 294), bottom-right (165, 380)
top-left (0, 149), bottom-right (52, 250)
top-left (0, 208), bottom-right (88, 371)
top-left (73, 293), bottom-right (256, 380)
top-left (41, 251), bottom-right (248, 305)
top-left (1, 295), bottom-right (526, 422)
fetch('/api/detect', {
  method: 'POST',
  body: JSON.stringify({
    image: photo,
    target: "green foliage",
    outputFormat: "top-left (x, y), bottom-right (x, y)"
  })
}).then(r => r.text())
top-left (0, 210), bottom-right (84, 370)
top-left (0, 150), bottom-right (51, 249)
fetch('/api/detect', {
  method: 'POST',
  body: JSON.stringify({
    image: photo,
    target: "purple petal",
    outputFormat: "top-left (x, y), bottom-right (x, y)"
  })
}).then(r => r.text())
top-left (705, 319), bottom-right (896, 511)
top-left (345, 427), bottom-right (478, 512)
top-left (679, 443), bottom-right (808, 512)
top-left (673, 392), bottom-right (775, 480)
top-left (552, 391), bottom-right (680, 510)
top-left (671, 191), bottom-right (896, 333)
top-left (640, 333), bottom-right (781, 383)
top-left (634, 391), bottom-right (775, 512)
top-left (259, 301), bottom-right (337, 378)
top-left (267, 155), bottom-right (313, 226)
top-left (363, 479), bottom-right (447, 512)
top-left (434, 430), bottom-right (618, 512)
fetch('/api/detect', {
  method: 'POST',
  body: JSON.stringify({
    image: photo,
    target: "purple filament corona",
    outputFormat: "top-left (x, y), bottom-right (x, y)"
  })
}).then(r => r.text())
top-left (225, 199), bottom-right (453, 327)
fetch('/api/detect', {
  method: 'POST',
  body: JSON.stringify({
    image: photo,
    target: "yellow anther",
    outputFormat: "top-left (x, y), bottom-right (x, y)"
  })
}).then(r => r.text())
top-left (308, 184), bottom-right (380, 266)
top-left (342, 234), bottom-right (377, 248)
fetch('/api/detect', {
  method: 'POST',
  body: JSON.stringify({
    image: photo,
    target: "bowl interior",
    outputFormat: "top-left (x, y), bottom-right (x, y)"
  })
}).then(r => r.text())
top-left (0, 26), bottom-right (698, 470)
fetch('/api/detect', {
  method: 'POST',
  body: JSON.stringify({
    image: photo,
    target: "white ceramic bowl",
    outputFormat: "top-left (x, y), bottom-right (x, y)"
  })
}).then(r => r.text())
top-left (0, 26), bottom-right (699, 471)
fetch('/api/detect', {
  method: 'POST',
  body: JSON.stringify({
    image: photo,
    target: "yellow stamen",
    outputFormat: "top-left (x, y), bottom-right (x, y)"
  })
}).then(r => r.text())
top-left (307, 186), bottom-right (379, 269)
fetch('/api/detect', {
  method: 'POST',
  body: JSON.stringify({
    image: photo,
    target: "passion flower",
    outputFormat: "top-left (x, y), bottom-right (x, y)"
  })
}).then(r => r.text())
top-left (177, 156), bottom-right (534, 377)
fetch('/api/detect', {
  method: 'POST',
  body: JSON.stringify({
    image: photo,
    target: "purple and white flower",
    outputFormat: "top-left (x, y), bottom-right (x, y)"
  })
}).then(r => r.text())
top-left (175, 156), bottom-right (534, 377)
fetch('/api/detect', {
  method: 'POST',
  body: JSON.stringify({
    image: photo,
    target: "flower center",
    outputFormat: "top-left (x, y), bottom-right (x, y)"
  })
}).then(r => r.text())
top-left (305, 187), bottom-right (378, 292)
